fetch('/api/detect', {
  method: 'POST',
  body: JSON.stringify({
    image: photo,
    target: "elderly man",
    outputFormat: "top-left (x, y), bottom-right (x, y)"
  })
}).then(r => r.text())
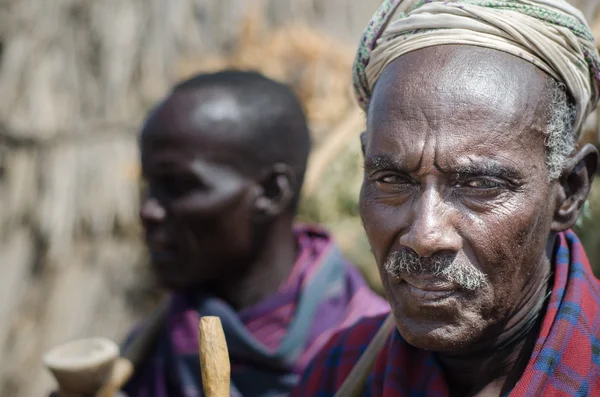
top-left (121, 70), bottom-right (388, 397)
top-left (293, 1), bottom-right (600, 396)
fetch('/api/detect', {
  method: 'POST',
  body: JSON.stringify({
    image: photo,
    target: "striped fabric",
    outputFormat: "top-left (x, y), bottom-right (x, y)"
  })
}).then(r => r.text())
top-left (293, 230), bottom-right (600, 396)
top-left (122, 224), bottom-right (389, 397)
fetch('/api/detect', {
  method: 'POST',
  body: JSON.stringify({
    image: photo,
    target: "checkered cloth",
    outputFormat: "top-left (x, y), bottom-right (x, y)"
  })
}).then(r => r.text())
top-left (293, 230), bottom-right (600, 396)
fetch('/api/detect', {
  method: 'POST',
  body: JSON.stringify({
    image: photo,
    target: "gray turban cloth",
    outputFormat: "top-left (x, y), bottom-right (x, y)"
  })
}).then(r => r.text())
top-left (353, 0), bottom-right (600, 138)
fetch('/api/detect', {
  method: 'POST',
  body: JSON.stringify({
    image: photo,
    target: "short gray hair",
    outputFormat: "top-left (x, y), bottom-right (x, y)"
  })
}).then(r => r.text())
top-left (545, 79), bottom-right (577, 179)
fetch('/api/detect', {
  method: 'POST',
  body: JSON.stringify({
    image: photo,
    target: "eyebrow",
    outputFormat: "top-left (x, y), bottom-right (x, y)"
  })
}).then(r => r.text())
top-left (364, 155), bottom-right (523, 180)
top-left (449, 162), bottom-right (523, 180)
top-left (141, 159), bottom-right (194, 178)
top-left (364, 156), bottom-right (413, 174)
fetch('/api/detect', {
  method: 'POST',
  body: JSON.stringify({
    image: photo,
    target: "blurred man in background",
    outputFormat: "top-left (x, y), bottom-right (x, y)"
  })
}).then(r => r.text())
top-left (294, 0), bottom-right (600, 396)
top-left (122, 70), bottom-right (388, 396)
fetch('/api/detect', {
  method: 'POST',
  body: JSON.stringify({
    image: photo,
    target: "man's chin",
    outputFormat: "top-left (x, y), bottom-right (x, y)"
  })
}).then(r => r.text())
top-left (158, 278), bottom-right (190, 291)
top-left (152, 265), bottom-right (221, 292)
top-left (393, 311), bottom-right (482, 353)
top-left (154, 273), bottom-right (192, 291)
top-left (151, 263), bottom-right (196, 291)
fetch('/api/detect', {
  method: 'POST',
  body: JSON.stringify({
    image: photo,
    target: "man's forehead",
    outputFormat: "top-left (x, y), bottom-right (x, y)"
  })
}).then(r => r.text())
top-left (364, 45), bottom-right (552, 177)
top-left (368, 45), bottom-right (549, 126)
top-left (179, 89), bottom-right (243, 127)
top-left (148, 89), bottom-right (244, 130)
top-left (367, 46), bottom-right (550, 146)
top-left (140, 88), bottom-right (264, 177)
top-left (141, 89), bottom-right (253, 154)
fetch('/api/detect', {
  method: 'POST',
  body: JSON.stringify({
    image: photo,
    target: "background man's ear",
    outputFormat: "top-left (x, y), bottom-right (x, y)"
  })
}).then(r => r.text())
top-left (360, 131), bottom-right (367, 156)
top-left (253, 163), bottom-right (296, 220)
top-left (552, 143), bottom-right (599, 231)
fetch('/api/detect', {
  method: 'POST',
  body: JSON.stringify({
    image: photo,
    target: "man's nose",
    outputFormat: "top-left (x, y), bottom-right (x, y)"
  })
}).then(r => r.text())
top-left (398, 187), bottom-right (462, 257)
top-left (140, 197), bottom-right (166, 223)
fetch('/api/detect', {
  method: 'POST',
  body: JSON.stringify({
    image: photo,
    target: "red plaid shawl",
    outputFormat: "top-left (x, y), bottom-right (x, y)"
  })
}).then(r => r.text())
top-left (294, 230), bottom-right (600, 396)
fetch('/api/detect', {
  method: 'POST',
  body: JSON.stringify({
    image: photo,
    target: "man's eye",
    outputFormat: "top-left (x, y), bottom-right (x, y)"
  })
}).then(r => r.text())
top-left (162, 176), bottom-right (203, 197)
top-left (378, 175), bottom-right (410, 184)
top-left (381, 175), bottom-right (399, 183)
top-left (462, 178), bottom-right (502, 189)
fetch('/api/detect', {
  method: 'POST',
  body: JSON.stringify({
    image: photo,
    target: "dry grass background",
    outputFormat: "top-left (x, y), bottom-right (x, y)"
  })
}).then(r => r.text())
top-left (0, 1), bottom-right (384, 395)
top-left (0, 1), bottom-right (600, 395)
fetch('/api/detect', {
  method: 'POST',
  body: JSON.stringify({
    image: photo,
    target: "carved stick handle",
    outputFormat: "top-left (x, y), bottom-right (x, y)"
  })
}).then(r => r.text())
top-left (98, 358), bottom-right (134, 397)
top-left (198, 316), bottom-right (230, 397)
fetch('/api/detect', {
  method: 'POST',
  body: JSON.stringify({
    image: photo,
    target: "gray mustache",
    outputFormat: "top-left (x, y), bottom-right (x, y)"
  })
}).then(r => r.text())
top-left (383, 250), bottom-right (488, 291)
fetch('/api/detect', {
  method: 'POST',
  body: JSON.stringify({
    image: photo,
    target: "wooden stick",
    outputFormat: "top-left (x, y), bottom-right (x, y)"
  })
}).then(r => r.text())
top-left (121, 297), bottom-right (170, 367)
top-left (198, 316), bottom-right (231, 397)
top-left (98, 297), bottom-right (170, 396)
top-left (97, 358), bottom-right (134, 397)
top-left (302, 109), bottom-right (363, 198)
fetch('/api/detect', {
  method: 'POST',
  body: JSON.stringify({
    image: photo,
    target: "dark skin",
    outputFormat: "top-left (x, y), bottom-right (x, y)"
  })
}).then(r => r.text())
top-left (360, 45), bottom-right (598, 397)
top-left (140, 88), bottom-right (298, 310)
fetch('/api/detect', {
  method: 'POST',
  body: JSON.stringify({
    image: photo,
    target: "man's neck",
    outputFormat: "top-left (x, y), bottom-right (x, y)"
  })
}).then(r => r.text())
top-left (214, 219), bottom-right (298, 311)
top-left (438, 261), bottom-right (552, 397)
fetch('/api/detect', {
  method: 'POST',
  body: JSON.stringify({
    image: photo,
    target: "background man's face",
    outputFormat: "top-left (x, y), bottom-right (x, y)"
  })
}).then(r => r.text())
top-left (360, 45), bottom-right (559, 352)
top-left (139, 90), bottom-right (262, 290)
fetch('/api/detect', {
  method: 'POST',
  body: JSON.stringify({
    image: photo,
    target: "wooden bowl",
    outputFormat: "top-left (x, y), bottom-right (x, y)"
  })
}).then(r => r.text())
top-left (43, 337), bottom-right (119, 396)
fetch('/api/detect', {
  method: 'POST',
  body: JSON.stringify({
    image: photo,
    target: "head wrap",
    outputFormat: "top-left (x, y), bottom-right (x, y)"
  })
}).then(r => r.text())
top-left (353, 0), bottom-right (600, 138)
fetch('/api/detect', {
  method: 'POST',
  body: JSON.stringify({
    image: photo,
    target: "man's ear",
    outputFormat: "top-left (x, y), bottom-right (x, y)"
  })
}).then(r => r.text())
top-left (552, 143), bottom-right (598, 231)
top-left (253, 163), bottom-right (296, 220)
top-left (360, 131), bottom-right (367, 157)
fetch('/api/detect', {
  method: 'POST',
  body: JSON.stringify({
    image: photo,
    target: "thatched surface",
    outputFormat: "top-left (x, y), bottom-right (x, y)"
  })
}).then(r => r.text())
top-left (0, 1), bottom-right (387, 395)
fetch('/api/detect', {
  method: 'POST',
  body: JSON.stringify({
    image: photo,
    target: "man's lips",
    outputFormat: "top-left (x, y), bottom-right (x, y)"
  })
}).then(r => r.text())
top-left (145, 233), bottom-right (177, 263)
top-left (396, 274), bottom-right (459, 301)
top-left (149, 248), bottom-right (176, 263)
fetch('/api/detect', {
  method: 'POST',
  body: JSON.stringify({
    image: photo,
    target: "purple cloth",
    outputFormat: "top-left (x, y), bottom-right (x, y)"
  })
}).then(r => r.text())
top-left (122, 224), bottom-right (389, 396)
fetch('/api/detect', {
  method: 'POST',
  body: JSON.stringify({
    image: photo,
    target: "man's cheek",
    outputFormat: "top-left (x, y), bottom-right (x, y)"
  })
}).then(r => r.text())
top-left (480, 216), bottom-right (544, 289)
top-left (361, 203), bottom-right (404, 257)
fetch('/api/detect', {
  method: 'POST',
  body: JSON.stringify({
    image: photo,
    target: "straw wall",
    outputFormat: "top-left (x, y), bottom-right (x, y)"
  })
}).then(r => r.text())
top-left (0, 1), bottom-right (385, 395)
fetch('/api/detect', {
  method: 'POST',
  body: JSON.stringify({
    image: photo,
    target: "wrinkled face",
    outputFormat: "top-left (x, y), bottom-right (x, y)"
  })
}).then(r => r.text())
top-left (360, 46), bottom-right (558, 352)
top-left (140, 90), bottom-right (262, 290)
